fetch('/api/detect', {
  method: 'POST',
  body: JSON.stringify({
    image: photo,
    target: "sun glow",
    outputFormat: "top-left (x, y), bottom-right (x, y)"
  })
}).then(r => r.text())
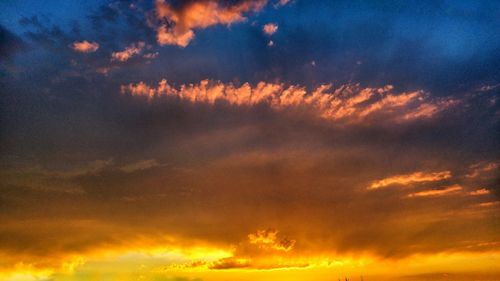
top-left (3, 241), bottom-right (499, 281)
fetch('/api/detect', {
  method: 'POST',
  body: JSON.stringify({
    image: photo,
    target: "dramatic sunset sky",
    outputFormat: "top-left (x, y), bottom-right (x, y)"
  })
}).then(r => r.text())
top-left (0, 0), bottom-right (499, 280)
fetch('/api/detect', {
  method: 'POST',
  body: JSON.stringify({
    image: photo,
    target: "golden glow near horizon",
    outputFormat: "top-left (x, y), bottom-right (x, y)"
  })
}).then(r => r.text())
top-left (1, 150), bottom-right (499, 281)
top-left (2, 241), bottom-right (500, 281)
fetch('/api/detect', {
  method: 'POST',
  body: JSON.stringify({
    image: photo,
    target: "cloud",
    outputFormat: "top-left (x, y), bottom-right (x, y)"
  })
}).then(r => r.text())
top-left (208, 257), bottom-right (251, 269)
top-left (468, 188), bottom-right (491, 196)
top-left (368, 171), bottom-right (452, 190)
top-left (154, 0), bottom-right (268, 47)
top-left (204, 229), bottom-right (298, 270)
top-left (208, 257), bottom-right (308, 270)
top-left (248, 229), bottom-right (295, 252)
top-left (476, 201), bottom-right (500, 208)
top-left (119, 159), bottom-right (160, 173)
top-left (477, 84), bottom-right (500, 92)
top-left (111, 41), bottom-right (145, 62)
top-left (466, 161), bottom-right (499, 178)
top-left (10, 159), bottom-right (162, 181)
top-left (121, 79), bottom-right (453, 124)
top-left (407, 184), bottom-right (463, 198)
top-left (143, 52), bottom-right (159, 59)
top-left (263, 23), bottom-right (278, 36)
top-left (71, 40), bottom-right (99, 53)
top-left (45, 158), bottom-right (114, 178)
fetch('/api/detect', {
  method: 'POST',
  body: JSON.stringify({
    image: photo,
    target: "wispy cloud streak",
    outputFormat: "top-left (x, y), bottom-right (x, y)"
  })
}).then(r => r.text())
top-left (368, 171), bottom-right (452, 190)
top-left (121, 79), bottom-right (454, 124)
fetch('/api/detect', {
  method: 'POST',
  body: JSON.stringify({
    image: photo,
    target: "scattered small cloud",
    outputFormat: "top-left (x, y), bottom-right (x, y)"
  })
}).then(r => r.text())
top-left (263, 23), bottom-right (278, 36)
top-left (96, 66), bottom-right (113, 75)
top-left (71, 40), bottom-right (99, 53)
top-left (111, 41), bottom-right (145, 62)
top-left (143, 52), bottom-right (159, 59)
top-left (477, 84), bottom-right (500, 92)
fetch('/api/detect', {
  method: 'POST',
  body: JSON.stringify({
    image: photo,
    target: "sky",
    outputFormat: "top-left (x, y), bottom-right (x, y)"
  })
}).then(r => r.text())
top-left (0, 0), bottom-right (499, 280)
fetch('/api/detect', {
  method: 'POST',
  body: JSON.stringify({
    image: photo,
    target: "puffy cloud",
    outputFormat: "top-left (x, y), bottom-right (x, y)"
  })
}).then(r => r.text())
top-left (70, 40), bottom-right (99, 53)
top-left (368, 171), bottom-right (452, 190)
top-left (121, 79), bottom-right (453, 124)
top-left (263, 23), bottom-right (278, 36)
top-left (111, 41), bottom-right (145, 62)
top-left (154, 0), bottom-right (268, 47)
top-left (407, 184), bottom-right (463, 198)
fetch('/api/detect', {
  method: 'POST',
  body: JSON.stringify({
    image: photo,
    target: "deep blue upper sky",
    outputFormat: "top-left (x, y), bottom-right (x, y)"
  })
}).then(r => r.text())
top-left (1, 0), bottom-right (499, 93)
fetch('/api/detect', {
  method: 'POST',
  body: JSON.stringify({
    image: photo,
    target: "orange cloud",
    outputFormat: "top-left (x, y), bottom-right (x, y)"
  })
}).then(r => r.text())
top-left (476, 201), bottom-right (500, 208)
top-left (468, 188), bottom-right (491, 196)
top-left (155, 0), bottom-right (267, 47)
top-left (263, 23), bottom-right (278, 35)
top-left (111, 42), bottom-right (145, 62)
top-left (120, 79), bottom-right (452, 124)
top-left (368, 171), bottom-right (452, 190)
top-left (407, 184), bottom-right (463, 198)
top-left (71, 40), bottom-right (99, 53)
